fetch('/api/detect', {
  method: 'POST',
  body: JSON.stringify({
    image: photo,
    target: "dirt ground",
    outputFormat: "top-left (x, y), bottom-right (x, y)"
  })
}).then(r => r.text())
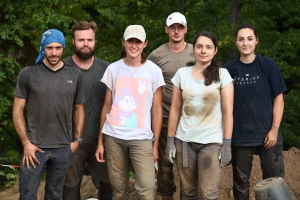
top-left (0, 147), bottom-right (299, 200)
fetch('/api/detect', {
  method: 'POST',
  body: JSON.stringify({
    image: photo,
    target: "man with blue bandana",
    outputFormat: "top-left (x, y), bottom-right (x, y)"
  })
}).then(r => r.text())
top-left (13, 29), bottom-right (85, 200)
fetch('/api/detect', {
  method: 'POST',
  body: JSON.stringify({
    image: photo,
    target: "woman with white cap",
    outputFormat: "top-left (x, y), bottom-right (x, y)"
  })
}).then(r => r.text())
top-left (95, 25), bottom-right (165, 199)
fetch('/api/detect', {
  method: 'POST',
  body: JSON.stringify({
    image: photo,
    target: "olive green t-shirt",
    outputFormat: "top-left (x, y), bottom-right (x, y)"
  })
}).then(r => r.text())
top-left (148, 43), bottom-right (194, 127)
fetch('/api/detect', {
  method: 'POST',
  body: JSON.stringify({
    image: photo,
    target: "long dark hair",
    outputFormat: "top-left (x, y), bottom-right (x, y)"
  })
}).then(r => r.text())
top-left (120, 40), bottom-right (147, 64)
top-left (187, 31), bottom-right (222, 86)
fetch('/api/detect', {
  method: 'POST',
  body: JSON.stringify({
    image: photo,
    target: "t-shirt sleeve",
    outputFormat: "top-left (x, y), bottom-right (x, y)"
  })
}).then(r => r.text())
top-left (14, 67), bottom-right (30, 99)
top-left (152, 68), bottom-right (166, 93)
top-left (101, 65), bottom-right (114, 91)
top-left (220, 68), bottom-right (233, 89)
top-left (171, 70), bottom-right (181, 90)
top-left (74, 72), bottom-right (85, 104)
top-left (267, 59), bottom-right (287, 97)
top-left (222, 60), bottom-right (235, 78)
top-left (147, 51), bottom-right (158, 65)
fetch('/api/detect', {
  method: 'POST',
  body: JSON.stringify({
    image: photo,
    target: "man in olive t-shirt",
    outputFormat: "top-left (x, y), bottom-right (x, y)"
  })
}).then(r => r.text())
top-left (147, 12), bottom-right (194, 200)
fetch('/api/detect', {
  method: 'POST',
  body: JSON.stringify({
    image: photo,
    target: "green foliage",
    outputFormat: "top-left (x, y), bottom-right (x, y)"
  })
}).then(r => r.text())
top-left (280, 63), bottom-right (300, 148)
top-left (129, 168), bottom-right (136, 180)
top-left (281, 89), bottom-right (300, 148)
top-left (0, 168), bottom-right (19, 189)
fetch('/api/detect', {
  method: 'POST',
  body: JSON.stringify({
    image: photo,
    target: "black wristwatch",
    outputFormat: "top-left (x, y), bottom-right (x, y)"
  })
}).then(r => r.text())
top-left (74, 137), bottom-right (83, 145)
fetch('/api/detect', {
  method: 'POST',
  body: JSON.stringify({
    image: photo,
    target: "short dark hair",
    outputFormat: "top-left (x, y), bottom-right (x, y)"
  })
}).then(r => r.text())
top-left (71, 21), bottom-right (98, 38)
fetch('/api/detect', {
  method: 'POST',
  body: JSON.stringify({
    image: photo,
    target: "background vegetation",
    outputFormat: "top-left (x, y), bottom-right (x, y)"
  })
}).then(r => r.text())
top-left (1, 0), bottom-right (300, 188)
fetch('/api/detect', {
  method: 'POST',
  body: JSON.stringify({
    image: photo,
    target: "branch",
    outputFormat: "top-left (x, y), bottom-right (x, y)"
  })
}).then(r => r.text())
top-left (81, 6), bottom-right (119, 30)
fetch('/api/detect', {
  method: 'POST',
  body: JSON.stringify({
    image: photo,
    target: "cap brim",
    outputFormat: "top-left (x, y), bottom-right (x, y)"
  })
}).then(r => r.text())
top-left (166, 20), bottom-right (187, 27)
top-left (124, 34), bottom-right (145, 42)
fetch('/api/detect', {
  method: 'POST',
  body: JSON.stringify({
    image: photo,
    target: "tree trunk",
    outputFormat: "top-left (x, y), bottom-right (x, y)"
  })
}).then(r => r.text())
top-left (228, 1), bottom-right (242, 61)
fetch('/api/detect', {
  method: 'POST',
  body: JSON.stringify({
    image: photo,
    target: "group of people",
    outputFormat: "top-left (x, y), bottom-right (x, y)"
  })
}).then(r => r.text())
top-left (12, 11), bottom-right (286, 200)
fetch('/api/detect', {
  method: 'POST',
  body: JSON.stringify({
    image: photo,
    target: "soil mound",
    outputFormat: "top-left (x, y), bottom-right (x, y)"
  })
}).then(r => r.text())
top-left (0, 148), bottom-right (299, 200)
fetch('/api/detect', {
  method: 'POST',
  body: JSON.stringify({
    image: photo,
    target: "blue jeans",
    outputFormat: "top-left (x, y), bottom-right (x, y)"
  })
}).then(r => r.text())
top-left (175, 138), bottom-right (222, 200)
top-left (232, 145), bottom-right (285, 200)
top-left (19, 145), bottom-right (72, 200)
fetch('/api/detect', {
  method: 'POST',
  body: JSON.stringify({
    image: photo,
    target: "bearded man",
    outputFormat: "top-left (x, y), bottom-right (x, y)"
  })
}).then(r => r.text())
top-left (62, 21), bottom-right (112, 200)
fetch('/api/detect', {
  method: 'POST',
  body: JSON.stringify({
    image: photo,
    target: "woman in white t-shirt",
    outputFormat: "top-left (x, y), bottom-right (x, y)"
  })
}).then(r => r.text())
top-left (166, 31), bottom-right (234, 199)
top-left (95, 25), bottom-right (165, 200)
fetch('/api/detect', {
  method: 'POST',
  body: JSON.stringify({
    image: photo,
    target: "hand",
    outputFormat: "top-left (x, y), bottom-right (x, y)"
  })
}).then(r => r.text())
top-left (264, 127), bottom-right (278, 149)
top-left (95, 143), bottom-right (105, 163)
top-left (70, 141), bottom-right (80, 152)
top-left (165, 136), bottom-right (176, 164)
top-left (218, 139), bottom-right (231, 167)
top-left (152, 145), bottom-right (159, 162)
top-left (22, 142), bottom-right (44, 169)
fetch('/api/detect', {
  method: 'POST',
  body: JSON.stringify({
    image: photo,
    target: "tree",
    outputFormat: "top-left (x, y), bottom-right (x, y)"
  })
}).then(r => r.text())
top-left (1, 0), bottom-right (299, 163)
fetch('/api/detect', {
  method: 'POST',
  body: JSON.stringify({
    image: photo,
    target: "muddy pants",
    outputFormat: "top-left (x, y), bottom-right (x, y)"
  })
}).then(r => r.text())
top-left (175, 138), bottom-right (222, 200)
top-left (232, 145), bottom-right (285, 200)
top-left (104, 135), bottom-right (156, 200)
top-left (19, 145), bottom-right (72, 200)
top-left (63, 141), bottom-right (112, 200)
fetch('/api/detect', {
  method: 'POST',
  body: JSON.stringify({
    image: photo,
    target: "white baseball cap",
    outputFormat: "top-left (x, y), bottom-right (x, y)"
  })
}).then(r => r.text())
top-left (123, 25), bottom-right (146, 42)
top-left (166, 12), bottom-right (187, 27)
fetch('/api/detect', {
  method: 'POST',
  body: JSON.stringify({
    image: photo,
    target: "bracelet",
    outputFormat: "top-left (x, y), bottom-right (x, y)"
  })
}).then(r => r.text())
top-left (23, 141), bottom-right (30, 147)
top-left (272, 124), bottom-right (279, 129)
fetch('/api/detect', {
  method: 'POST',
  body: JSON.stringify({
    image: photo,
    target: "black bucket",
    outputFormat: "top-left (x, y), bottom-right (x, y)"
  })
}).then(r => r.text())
top-left (254, 177), bottom-right (296, 200)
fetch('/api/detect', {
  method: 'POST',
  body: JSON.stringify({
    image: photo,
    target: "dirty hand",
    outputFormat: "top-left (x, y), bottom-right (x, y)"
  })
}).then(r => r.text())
top-left (95, 143), bottom-right (105, 163)
top-left (264, 127), bottom-right (278, 149)
top-left (70, 141), bottom-right (80, 152)
top-left (23, 142), bottom-right (44, 169)
top-left (218, 139), bottom-right (231, 167)
top-left (165, 136), bottom-right (176, 164)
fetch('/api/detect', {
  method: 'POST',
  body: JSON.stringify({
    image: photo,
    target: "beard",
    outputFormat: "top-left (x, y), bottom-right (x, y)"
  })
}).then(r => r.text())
top-left (45, 55), bottom-right (62, 66)
top-left (74, 46), bottom-right (95, 60)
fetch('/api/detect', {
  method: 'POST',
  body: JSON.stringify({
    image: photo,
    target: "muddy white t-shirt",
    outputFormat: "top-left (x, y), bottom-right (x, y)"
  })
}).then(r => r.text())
top-left (172, 67), bottom-right (232, 144)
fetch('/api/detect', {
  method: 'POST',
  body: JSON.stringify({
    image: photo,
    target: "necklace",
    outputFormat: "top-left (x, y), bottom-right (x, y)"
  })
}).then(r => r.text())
top-left (126, 67), bottom-right (138, 76)
top-left (123, 59), bottom-right (140, 76)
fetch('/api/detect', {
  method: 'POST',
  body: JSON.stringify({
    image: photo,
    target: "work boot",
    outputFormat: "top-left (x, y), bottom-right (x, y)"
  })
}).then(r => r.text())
top-left (63, 182), bottom-right (81, 200)
top-left (161, 195), bottom-right (174, 200)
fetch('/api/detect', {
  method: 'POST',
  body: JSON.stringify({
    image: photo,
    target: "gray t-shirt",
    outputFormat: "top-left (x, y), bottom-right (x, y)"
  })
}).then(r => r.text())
top-left (14, 62), bottom-right (85, 148)
top-left (63, 56), bottom-right (109, 143)
top-left (148, 43), bottom-right (194, 127)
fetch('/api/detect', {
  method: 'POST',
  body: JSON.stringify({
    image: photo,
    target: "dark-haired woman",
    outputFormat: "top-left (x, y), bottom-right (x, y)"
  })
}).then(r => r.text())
top-left (166, 31), bottom-right (234, 199)
top-left (223, 24), bottom-right (286, 200)
top-left (95, 25), bottom-right (165, 199)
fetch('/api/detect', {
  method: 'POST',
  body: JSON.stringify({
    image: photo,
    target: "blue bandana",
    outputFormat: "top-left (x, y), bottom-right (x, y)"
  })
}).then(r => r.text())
top-left (35, 29), bottom-right (66, 64)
